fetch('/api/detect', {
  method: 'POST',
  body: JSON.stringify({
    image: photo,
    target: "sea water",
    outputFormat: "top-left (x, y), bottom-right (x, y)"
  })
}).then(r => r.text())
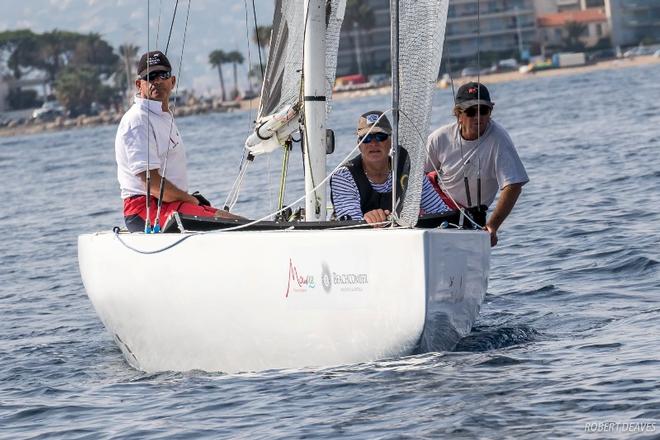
top-left (1, 63), bottom-right (659, 439)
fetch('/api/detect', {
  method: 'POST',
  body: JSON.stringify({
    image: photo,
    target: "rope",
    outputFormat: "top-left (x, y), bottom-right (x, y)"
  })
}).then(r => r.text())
top-left (114, 228), bottom-right (198, 254)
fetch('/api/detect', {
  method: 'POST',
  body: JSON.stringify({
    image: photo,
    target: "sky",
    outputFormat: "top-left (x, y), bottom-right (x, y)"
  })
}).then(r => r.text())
top-left (0, 0), bottom-right (275, 95)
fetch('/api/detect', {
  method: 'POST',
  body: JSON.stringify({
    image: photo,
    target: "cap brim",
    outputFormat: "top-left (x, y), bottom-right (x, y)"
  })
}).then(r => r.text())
top-left (357, 126), bottom-right (391, 137)
top-left (138, 65), bottom-right (171, 78)
top-left (457, 99), bottom-right (494, 110)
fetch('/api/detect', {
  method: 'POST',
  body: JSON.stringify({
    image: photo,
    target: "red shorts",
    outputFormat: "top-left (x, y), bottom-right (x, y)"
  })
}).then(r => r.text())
top-left (123, 195), bottom-right (218, 227)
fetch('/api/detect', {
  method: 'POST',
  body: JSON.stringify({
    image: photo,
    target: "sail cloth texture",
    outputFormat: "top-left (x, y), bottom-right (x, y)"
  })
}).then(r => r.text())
top-left (257, 0), bottom-right (346, 121)
top-left (396, 0), bottom-right (449, 227)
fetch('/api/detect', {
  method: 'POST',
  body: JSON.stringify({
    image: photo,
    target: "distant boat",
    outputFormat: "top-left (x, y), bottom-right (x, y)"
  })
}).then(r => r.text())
top-left (78, 0), bottom-right (490, 374)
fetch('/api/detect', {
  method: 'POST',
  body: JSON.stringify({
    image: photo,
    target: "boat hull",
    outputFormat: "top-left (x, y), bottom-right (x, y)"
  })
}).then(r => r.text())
top-left (78, 228), bottom-right (489, 373)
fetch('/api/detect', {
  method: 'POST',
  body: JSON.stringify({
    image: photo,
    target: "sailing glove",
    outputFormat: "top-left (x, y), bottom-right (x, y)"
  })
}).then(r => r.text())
top-left (192, 191), bottom-right (212, 207)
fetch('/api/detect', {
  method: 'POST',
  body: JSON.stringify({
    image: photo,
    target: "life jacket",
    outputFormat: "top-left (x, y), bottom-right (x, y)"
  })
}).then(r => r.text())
top-left (426, 170), bottom-right (460, 210)
top-left (333, 148), bottom-right (409, 216)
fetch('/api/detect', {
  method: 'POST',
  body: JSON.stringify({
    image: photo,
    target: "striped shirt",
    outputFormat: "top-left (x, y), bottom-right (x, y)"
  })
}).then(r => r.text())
top-left (330, 166), bottom-right (451, 220)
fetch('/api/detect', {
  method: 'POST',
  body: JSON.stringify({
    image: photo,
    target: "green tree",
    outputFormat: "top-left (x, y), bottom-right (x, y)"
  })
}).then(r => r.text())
top-left (54, 66), bottom-right (115, 116)
top-left (0, 29), bottom-right (40, 79)
top-left (227, 50), bottom-right (245, 100)
top-left (344, 0), bottom-right (375, 76)
top-left (209, 49), bottom-right (229, 101)
top-left (562, 21), bottom-right (588, 52)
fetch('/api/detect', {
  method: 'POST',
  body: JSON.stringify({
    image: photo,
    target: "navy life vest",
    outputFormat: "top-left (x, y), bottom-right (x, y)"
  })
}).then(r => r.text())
top-left (333, 148), bottom-right (409, 216)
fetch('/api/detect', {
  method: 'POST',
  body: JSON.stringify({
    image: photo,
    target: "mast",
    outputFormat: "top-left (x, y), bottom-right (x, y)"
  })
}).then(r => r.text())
top-left (390, 0), bottom-right (400, 217)
top-left (303, 0), bottom-right (327, 221)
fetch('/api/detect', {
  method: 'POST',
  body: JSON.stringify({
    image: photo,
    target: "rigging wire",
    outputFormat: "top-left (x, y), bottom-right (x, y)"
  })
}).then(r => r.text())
top-left (251, 0), bottom-right (265, 80)
top-left (145, 0), bottom-right (152, 233)
top-left (155, 0), bottom-right (163, 47)
top-left (153, 0), bottom-right (192, 232)
top-left (164, 0), bottom-right (180, 55)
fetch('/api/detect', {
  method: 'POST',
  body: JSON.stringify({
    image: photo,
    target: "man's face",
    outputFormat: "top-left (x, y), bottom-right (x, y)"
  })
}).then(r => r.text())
top-left (458, 105), bottom-right (491, 140)
top-left (358, 131), bottom-right (391, 166)
top-left (136, 71), bottom-right (175, 102)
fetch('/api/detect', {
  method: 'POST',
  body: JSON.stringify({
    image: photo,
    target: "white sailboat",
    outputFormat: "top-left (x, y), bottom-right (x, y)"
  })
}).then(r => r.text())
top-left (78, 0), bottom-right (490, 374)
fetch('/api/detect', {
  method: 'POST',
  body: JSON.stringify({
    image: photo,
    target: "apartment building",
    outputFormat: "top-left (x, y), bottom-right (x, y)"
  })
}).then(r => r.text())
top-left (607, 0), bottom-right (660, 47)
top-left (336, 0), bottom-right (537, 76)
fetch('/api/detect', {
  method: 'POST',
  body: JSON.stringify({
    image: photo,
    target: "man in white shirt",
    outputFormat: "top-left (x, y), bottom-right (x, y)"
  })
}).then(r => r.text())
top-left (425, 82), bottom-right (528, 246)
top-left (115, 50), bottom-right (240, 232)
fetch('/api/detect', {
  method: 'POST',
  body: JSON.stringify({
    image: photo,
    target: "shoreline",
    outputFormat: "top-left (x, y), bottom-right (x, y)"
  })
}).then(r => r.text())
top-left (2, 55), bottom-right (658, 138)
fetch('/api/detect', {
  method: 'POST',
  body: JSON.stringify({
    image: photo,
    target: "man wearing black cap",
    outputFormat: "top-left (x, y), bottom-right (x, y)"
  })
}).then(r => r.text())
top-left (115, 50), bottom-right (240, 232)
top-left (331, 110), bottom-right (450, 225)
top-left (424, 82), bottom-right (528, 246)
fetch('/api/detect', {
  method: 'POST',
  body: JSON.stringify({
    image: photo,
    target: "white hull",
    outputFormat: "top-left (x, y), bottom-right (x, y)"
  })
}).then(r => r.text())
top-left (78, 228), bottom-right (490, 373)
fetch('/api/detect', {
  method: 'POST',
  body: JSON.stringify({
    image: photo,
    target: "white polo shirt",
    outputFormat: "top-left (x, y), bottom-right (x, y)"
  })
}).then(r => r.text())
top-left (115, 96), bottom-right (188, 199)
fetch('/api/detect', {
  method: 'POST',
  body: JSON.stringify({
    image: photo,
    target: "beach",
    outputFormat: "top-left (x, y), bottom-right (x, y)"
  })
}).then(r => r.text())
top-left (2, 54), bottom-right (659, 138)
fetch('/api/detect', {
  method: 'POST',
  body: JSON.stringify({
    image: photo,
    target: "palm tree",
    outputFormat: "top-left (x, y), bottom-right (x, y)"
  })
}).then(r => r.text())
top-left (118, 43), bottom-right (139, 103)
top-left (208, 49), bottom-right (229, 101)
top-left (251, 25), bottom-right (272, 68)
top-left (344, 0), bottom-right (375, 76)
top-left (227, 50), bottom-right (245, 100)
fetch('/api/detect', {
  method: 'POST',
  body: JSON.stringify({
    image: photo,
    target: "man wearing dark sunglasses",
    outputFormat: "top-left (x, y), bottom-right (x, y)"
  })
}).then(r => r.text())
top-left (115, 50), bottom-right (241, 232)
top-left (424, 82), bottom-right (528, 246)
top-left (331, 111), bottom-right (451, 226)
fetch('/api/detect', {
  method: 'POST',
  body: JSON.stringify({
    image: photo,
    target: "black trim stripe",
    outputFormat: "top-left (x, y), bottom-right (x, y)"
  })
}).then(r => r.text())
top-left (304, 96), bottom-right (326, 101)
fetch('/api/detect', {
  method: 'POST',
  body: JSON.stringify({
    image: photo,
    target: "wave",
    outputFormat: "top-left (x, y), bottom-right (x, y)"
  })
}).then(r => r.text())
top-left (454, 325), bottom-right (539, 352)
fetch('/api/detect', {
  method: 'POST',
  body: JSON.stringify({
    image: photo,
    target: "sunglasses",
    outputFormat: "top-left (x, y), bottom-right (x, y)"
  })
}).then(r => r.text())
top-left (141, 71), bottom-right (172, 81)
top-left (463, 105), bottom-right (491, 117)
top-left (360, 132), bottom-right (389, 144)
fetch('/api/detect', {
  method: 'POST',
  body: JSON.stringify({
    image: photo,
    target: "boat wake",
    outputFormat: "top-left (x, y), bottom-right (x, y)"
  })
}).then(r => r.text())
top-left (453, 325), bottom-right (540, 352)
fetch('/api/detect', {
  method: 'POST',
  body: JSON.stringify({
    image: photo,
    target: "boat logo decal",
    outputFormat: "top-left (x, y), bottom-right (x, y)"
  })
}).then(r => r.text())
top-left (285, 258), bottom-right (316, 297)
top-left (321, 263), bottom-right (332, 293)
top-left (285, 259), bottom-right (370, 298)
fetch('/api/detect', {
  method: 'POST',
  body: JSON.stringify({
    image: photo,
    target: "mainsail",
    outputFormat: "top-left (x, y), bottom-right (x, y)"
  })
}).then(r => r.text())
top-left (395, 0), bottom-right (449, 227)
top-left (247, 0), bottom-right (346, 156)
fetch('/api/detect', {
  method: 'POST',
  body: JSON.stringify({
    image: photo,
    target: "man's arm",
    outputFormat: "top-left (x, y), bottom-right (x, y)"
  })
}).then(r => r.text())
top-left (138, 170), bottom-right (199, 205)
top-left (485, 183), bottom-right (523, 247)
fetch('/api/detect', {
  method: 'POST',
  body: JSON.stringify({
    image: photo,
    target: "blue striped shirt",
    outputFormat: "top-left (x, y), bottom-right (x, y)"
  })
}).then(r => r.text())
top-left (331, 166), bottom-right (451, 220)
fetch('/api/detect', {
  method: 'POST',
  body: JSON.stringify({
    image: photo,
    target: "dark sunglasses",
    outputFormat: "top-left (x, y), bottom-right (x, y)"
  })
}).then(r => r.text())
top-left (141, 71), bottom-right (171, 81)
top-left (360, 132), bottom-right (389, 144)
top-left (463, 105), bottom-right (491, 117)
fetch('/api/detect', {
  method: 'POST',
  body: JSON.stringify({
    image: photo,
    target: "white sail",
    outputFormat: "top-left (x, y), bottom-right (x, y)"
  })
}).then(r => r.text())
top-left (246, 0), bottom-right (346, 157)
top-left (396, 0), bottom-right (449, 227)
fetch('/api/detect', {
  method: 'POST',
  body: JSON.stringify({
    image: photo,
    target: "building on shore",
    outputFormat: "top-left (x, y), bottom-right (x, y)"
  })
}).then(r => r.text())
top-left (606, 0), bottom-right (660, 48)
top-left (337, 0), bottom-right (538, 76)
top-left (535, 0), bottom-right (660, 48)
top-left (335, 0), bottom-right (659, 78)
top-left (536, 8), bottom-right (610, 52)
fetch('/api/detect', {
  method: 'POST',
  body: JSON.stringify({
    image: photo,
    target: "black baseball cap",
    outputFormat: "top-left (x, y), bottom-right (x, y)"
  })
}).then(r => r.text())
top-left (455, 82), bottom-right (494, 109)
top-left (137, 50), bottom-right (172, 78)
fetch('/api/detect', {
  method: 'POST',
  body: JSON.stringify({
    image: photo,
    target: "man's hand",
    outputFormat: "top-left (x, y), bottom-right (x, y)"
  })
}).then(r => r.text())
top-left (484, 183), bottom-right (523, 247)
top-left (363, 209), bottom-right (390, 227)
top-left (484, 223), bottom-right (498, 247)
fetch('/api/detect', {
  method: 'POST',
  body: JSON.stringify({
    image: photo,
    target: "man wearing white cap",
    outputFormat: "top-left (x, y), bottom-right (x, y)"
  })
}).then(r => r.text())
top-left (331, 110), bottom-right (451, 225)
